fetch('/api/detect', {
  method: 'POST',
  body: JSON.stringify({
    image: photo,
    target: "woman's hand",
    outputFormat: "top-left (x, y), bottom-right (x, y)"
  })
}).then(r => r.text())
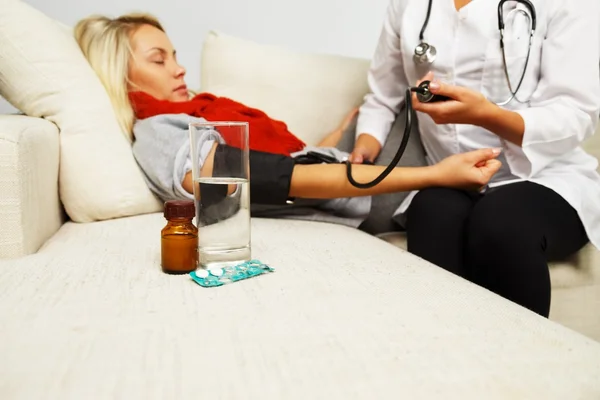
top-left (430, 148), bottom-right (502, 190)
top-left (348, 133), bottom-right (382, 164)
top-left (412, 72), bottom-right (496, 126)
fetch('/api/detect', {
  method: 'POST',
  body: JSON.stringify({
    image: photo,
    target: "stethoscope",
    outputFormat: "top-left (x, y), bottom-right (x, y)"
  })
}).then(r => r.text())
top-left (414, 0), bottom-right (537, 106)
top-left (344, 0), bottom-right (537, 189)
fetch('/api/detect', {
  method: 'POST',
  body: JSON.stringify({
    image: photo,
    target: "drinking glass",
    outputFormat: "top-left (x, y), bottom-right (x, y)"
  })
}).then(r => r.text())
top-left (189, 122), bottom-right (251, 270)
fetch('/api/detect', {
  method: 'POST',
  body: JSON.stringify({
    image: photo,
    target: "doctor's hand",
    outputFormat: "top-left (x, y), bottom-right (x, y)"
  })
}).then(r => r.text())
top-left (430, 148), bottom-right (502, 190)
top-left (412, 75), bottom-right (496, 126)
top-left (348, 133), bottom-right (382, 164)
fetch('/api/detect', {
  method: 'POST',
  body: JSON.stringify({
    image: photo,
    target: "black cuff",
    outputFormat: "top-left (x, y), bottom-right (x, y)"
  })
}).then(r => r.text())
top-left (213, 145), bottom-right (295, 205)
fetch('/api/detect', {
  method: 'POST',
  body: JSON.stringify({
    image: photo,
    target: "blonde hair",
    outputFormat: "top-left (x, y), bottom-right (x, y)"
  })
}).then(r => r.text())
top-left (74, 13), bottom-right (164, 141)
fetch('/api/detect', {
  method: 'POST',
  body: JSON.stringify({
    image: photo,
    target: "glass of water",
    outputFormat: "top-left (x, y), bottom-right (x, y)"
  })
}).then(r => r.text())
top-left (189, 122), bottom-right (251, 270)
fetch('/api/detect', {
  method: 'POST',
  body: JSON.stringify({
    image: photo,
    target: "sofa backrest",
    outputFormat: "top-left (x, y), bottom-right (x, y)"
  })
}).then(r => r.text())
top-left (200, 31), bottom-right (371, 147)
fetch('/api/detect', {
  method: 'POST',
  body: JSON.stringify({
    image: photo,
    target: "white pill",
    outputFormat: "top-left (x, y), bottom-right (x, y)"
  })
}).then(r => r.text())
top-left (209, 268), bottom-right (224, 277)
top-left (195, 269), bottom-right (209, 278)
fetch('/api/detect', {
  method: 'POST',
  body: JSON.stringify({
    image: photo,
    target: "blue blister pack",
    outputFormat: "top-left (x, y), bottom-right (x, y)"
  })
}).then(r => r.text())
top-left (189, 259), bottom-right (275, 287)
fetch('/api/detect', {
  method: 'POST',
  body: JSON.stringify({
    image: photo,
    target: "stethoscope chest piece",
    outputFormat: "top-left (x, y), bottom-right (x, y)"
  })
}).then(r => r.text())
top-left (414, 42), bottom-right (437, 65)
top-left (414, 80), bottom-right (451, 103)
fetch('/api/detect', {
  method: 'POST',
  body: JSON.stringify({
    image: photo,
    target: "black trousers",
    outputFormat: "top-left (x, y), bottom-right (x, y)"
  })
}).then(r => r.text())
top-left (405, 181), bottom-right (589, 317)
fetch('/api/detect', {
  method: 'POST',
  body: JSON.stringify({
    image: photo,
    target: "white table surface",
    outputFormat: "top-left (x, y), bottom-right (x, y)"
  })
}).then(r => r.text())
top-left (0, 213), bottom-right (599, 399)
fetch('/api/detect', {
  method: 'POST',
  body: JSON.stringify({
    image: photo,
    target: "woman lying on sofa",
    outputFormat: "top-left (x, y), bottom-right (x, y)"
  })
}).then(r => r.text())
top-left (73, 13), bottom-right (502, 211)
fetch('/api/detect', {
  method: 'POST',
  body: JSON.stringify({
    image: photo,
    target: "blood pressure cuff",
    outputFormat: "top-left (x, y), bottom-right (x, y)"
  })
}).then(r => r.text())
top-left (211, 144), bottom-right (295, 206)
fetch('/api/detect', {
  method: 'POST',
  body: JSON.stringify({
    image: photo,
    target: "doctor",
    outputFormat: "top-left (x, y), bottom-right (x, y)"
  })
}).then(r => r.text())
top-left (351, 0), bottom-right (600, 316)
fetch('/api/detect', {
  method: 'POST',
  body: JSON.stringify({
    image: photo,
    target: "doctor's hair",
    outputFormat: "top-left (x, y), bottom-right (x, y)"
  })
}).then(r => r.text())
top-left (74, 13), bottom-right (165, 141)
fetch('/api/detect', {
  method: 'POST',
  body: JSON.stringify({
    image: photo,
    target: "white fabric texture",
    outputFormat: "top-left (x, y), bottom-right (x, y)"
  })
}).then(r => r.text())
top-left (552, 285), bottom-right (600, 342)
top-left (0, 214), bottom-right (599, 399)
top-left (0, 0), bottom-right (161, 222)
top-left (0, 115), bottom-right (64, 259)
top-left (357, 0), bottom-right (600, 250)
top-left (200, 31), bottom-right (371, 146)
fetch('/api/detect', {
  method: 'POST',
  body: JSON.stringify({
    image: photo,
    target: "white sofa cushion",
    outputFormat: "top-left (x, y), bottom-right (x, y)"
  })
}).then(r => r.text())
top-left (0, 0), bottom-right (161, 222)
top-left (200, 31), bottom-right (371, 146)
top-left (2, 213), bottom-right (600, 397)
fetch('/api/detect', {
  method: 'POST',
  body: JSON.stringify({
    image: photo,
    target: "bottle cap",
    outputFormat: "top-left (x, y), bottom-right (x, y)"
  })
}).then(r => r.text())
top-left (164, 200), bottom-right (195, 219)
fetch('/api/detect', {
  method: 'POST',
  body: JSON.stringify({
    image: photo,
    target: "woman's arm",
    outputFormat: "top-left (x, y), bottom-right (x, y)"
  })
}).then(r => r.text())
top-left (290, 148), bottom-right (500, 198)
top-left (182, 147), bottom-right (502, 199)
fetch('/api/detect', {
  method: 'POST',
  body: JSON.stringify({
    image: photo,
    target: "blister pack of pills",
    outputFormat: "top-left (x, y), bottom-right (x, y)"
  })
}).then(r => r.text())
top-left (189, 259), bottom-right (275, 287)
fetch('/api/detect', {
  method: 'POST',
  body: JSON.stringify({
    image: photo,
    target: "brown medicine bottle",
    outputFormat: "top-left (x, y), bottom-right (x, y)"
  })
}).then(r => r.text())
top-left (161, 200), bottom-right (198, 274)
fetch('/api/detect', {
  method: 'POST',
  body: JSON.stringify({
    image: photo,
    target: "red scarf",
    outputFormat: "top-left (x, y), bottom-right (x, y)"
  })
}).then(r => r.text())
top-left (129, 91), bottom-right (306, 156)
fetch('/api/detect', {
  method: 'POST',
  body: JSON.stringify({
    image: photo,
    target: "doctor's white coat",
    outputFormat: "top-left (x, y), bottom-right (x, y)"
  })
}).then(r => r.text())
top-left (357, 0), bottom-right (600, 249)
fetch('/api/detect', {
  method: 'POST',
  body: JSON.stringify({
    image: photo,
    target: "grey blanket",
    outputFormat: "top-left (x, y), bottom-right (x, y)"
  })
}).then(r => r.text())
top-left (131, 113), bottom-right (371, 228)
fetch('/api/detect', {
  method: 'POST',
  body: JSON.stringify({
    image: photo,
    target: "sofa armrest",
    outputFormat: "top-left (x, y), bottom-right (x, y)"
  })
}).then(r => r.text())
top-left (0, 115), bottom-right (65, 259)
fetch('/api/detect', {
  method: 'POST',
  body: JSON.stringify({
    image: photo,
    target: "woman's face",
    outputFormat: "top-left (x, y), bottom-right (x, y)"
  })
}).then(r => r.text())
top-left (128, 24), bottom-right (189, 102)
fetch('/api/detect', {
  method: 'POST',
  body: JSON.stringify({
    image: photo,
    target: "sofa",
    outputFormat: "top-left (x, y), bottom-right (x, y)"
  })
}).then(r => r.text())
top-left (1, 0), bottom-right (599, 345)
